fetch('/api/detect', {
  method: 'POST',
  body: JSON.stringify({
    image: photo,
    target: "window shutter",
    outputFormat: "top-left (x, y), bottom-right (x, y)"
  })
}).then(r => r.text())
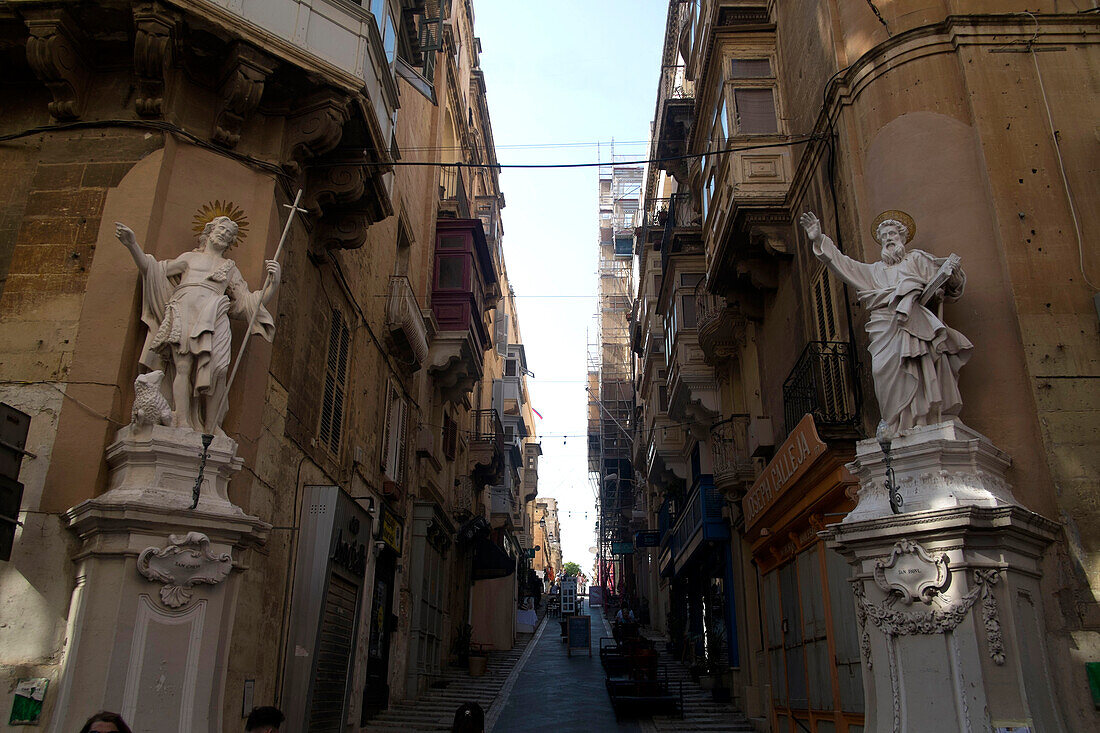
top-left (494, 304), bottom-right (509, 356)
top-left (320, 309), bottom-right (349, 454)
top-left (812, 269), bottom-right (838, 341)
top-left (380, 381), bottom-right (394, 473)
top-left (730, 58), bottom-right (772, 78)
top-left (395, 399), bottom-right (408, 486)
top-left (734, 88), bottom-right (778, 134)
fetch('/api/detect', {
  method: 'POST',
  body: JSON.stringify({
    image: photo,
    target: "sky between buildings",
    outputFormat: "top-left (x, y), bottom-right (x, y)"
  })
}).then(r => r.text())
top-left (472, 1), bottom-right (668, 575)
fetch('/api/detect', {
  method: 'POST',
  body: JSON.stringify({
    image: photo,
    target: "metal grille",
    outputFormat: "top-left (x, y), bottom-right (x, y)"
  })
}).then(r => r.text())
top-left (309, 573), bottom-right (359, 731)
top-left (782, 341), bottom-right (859, 434)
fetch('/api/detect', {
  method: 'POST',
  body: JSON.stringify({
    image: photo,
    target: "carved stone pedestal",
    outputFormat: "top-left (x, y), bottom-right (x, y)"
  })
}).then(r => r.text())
top-left (823, 505), bottom-right (1065, 732)
top-left (52, 426), bottom-right (268, 733)
top-left (843, 420), bottom-right (1019, 523)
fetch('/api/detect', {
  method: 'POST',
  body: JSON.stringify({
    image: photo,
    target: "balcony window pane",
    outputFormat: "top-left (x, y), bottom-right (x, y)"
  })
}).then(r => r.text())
top-left (717, 97), bottom-right (728, 141)
top-left (371, 0), bottom-right (386, 31)
top-left (681, 295), bottom-right (697, 329)
top-left (735, 88), bottom-right (778, 134)
top-left (437, 255), bottom-right (465, 289)
top-left (439, 234), bottom-right (465, 249)
top-left (384, 13), bottom-right (397, 63)
top-left (731, 58), bottom-right (772, 78)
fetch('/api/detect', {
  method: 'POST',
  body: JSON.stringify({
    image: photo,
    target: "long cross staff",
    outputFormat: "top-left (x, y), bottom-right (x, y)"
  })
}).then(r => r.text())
top-left (219, 188), bottom-right (307, 421)
top-left (192, 189), bottom-right (306, 510)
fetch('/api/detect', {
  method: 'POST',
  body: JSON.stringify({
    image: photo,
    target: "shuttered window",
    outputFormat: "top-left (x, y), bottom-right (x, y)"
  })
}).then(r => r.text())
top-left (730, 58), bottom-right (772, 78)
top-left (494, 302), bottom-right (509, 356)
top-left (320, 309), bottom-right (350, 455)
top-left (380, 381), bottom-right (408, 485)
top-left (734, 88), bottom-right (777, 134)
top-left (811, 268), bottom-right (854, 421)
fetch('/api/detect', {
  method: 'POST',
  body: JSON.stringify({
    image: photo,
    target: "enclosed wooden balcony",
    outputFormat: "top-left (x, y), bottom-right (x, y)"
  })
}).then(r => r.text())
top-left (428, 218), bottom-right (499, 404)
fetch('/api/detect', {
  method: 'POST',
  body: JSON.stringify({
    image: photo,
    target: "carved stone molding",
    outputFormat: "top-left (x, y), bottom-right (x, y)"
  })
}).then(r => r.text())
top-left (853, 568), bottom-right (1004, 733)
top-left (872, 539), bottom-right (950, 605)
top-left (23, 8), bottom-right (89, 120)
top-left (213, 44), bottom-right (275, 148)
top-left (306, 164), bottom-right (367, 213)
top-left (137, 531), bottom-right (233, 608)
top-left (284, 91), bottom-right (351, 174)
top-left (315, 208), bottom-right (371, 251)
top-left (132, 1), bottom-right (178, 117)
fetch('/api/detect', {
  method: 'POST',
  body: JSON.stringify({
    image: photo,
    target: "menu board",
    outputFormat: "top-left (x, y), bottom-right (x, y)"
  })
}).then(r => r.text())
top-left (566, 615), bottom-right (591, 657)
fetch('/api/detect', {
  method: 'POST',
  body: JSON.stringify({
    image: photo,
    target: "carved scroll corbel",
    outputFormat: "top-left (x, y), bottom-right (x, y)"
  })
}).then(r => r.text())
top-left (132, 1), bottom-right (179, 117)
top-left (23, 8), bottom-right (89, 120)
top-left (284, 91), bottom-right (351, 174)
top-left (213, 44), bottom-right (275, 148)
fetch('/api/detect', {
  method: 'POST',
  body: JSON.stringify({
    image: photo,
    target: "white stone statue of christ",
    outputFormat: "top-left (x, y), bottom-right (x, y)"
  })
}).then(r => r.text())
top-left (116, 216), bottom-right (280, 434)
top-left (799, 211), bottom-right (973, 437)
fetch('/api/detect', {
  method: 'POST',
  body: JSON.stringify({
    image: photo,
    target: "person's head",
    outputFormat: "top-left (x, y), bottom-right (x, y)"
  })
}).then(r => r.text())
top-left (201, 216), bottom-right (240, 253)
top-left (451, 701), bottom-right (484, 733)
top-left (874, 218), bottom-right (909, 265)
top-left (245, 706), bottom-right (285, 732)
top-left (79, 712), bottom-right (132, 733)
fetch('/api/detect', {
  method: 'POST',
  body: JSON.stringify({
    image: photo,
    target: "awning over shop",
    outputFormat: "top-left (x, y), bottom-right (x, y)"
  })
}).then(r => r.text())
top-left (472, 537), bottom-right (515, 580)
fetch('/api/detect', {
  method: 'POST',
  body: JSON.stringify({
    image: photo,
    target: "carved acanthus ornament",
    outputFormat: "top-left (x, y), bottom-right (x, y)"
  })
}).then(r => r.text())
top-left (23, 7), bottom-right (89, 120)
top-left (137, 532), bottom-right (233, 608)
top-left (284, 91), bottom-right (352, 174)
top-left (132, 1), bottom-right (178, 117)
top-left (213, 44), bottom-right (275, 148)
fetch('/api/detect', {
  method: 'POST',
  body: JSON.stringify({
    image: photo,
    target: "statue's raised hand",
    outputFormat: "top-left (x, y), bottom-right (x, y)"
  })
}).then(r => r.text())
top-left (799, 211), bottom-right (823, 244)
top-left (115, 222), bottom-right (137, 248)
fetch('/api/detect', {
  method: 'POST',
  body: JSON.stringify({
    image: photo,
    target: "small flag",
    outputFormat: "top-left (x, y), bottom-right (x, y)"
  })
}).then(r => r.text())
top-left (532, 408), bottom-right (543, 420)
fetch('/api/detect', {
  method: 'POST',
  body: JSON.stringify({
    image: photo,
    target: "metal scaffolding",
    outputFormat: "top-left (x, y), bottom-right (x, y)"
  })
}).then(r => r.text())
top-left (589, 154), bottom-right (642, 600)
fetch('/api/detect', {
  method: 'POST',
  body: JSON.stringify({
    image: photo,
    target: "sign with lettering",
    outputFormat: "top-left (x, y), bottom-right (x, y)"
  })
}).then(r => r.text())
top-left (743, 414), bottom-right (827, 531)
top-left (566, 614), bottom-right (591, 657)
top-left (611, 541), bottom-right (634, 555)
top-left (380, 506), bottom-right (403, 555)
top-left (635, 530), bottom-right (661, 548)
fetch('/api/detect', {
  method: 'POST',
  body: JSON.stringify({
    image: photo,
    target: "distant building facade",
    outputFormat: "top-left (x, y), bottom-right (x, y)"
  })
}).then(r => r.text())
top-left (0, 0), bottom-right (542, 730)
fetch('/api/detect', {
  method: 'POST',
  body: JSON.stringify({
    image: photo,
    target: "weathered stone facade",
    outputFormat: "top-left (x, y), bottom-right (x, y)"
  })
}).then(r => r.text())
top-left (0, 1), bottom-right (537, 730)
top-left (632, 2), bottom-right (1099, 731)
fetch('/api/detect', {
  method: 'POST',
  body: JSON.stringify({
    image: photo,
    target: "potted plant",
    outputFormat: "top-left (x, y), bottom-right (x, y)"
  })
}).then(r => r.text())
top-left (467, 643), bottom-right (488, 677)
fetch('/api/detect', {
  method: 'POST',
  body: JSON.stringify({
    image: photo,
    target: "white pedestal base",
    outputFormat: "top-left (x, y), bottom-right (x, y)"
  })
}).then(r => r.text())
top-left (824, 505), bottom-right (1065, 733)
top-left (843, 420), bottom-right (1019, 523)
top-left (52, 425), bottom-right (268, 733)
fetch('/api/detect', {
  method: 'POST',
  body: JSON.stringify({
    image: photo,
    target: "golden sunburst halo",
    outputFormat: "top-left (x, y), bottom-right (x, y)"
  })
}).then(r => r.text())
top-left (191, 200), bottom-right (250, 245)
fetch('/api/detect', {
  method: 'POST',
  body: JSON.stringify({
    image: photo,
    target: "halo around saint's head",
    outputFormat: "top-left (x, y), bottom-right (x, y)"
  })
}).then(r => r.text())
top-left (871, 210), bottom-right (916, 245)
top-left (192, 200), bottom-right (250, 246)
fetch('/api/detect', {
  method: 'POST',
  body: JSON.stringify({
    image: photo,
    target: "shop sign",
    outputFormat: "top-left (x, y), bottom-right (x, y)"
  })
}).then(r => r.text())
top-left (380, 505), bottom-right (403, 554)
top-left (526, 547), bottom-right (537, 559)
top-left (331, 525), bottom-right (367, 577)
top-left (611, 541), bottom-right (634, 555)
top-left (744, 414), bottom-right (827, 531)
top-left (634, 530), bottom-right (661, 548)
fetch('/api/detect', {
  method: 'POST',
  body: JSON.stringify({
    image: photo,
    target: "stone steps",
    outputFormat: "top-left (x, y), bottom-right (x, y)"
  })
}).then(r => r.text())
top-left (363, 626), bottom-right (539, 732)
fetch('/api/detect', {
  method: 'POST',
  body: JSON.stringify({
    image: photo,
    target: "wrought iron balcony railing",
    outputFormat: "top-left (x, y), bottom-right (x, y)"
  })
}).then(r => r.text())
top-left (438, 164), bottom-right (470, 218)
top-left (782, 341), bottom-right (860, 435)
top-left (470, 408), bottom-right (504, 454)
top-left (710, 415), bottom-right (754, 493)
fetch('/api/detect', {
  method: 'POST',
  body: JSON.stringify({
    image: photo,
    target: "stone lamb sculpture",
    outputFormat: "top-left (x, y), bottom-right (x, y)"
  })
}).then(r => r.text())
top-left (131, 370), bottom-right (172, 430)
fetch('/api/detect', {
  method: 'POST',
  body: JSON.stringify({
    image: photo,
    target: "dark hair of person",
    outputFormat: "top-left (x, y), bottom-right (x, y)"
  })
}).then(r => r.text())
top-left (451, 701), bottom-right (485, 733)
top-left (79, 711), bottom-right (133, 733)
top-left (245, 706), bottom-right (285, 731)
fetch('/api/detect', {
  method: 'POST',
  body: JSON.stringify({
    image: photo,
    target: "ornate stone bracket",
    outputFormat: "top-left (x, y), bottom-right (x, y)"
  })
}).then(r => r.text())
top-left (213, 44), bottom-right (275, 148)
top-left (137, 532), bottom-right (233, 608)
top-left (23, 7), bottom-right (89, 120)
top-left (132, 1), bottom-right (179, 117)
top-left (284, 91), bottom-right (351, 174)
top-left (872, 539), bottom-right (950, 605)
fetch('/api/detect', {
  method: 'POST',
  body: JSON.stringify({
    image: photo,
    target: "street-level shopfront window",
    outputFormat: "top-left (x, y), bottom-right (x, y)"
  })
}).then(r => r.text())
top-left (763, 542), bottom-right (864, 733)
